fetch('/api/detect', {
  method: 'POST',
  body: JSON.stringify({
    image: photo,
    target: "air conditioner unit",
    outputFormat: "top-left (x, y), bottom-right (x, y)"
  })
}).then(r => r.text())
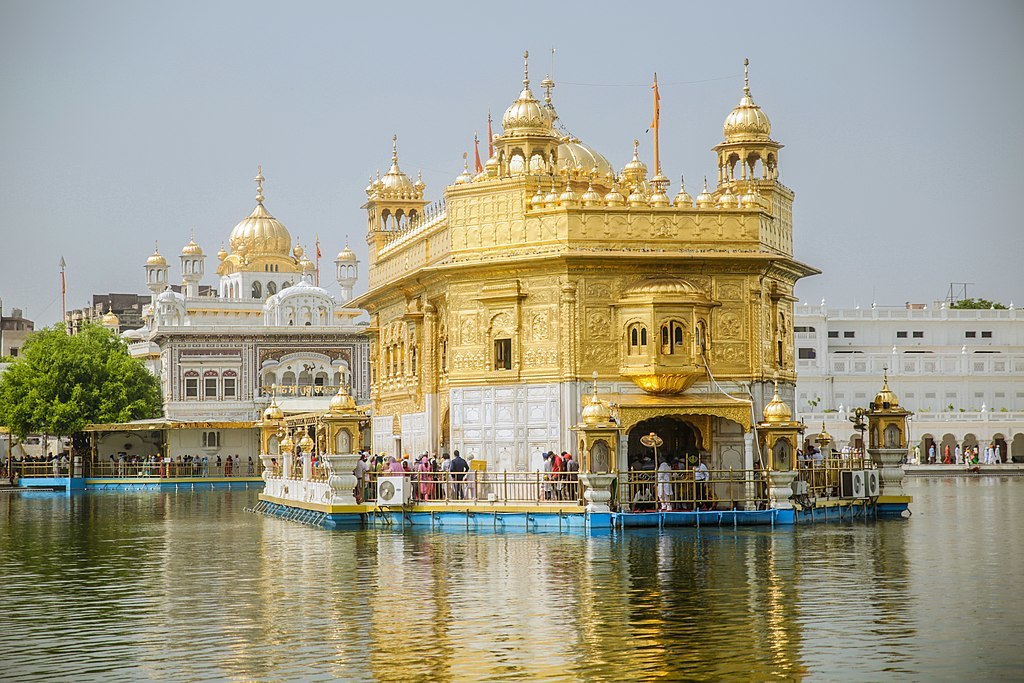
top-left (377, 475), bottom-right (410, 506)
top-left (791, 480), bottom-right (809, 496)
top-left (840, 470), bottom-right (866, 498)
top-left (863, 469), bottom-right (881, 497)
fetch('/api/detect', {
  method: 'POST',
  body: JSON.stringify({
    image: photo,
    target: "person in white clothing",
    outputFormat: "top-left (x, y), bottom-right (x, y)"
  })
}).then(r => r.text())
top-left (955, 445), bottom-right (962, 464)
top-left (657, 460), bottom-right (673, 511)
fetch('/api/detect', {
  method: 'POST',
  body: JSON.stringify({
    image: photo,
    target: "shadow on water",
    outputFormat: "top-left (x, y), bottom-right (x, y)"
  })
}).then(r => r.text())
top-left (0, 478), bottom-right (1020, 682)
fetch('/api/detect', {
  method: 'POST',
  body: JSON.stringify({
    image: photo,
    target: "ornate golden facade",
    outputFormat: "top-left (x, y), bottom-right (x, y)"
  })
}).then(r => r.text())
top-left (352, 54), bottom-right (818, 473)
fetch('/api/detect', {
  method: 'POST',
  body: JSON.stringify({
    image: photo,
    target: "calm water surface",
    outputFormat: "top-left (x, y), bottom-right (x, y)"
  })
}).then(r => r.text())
top-left (1, 478), bottom-right (1021, 682)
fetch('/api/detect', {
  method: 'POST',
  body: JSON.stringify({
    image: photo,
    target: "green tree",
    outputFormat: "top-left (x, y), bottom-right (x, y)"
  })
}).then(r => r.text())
top-left (950, 298), bottom-right (1007, 310)
top-left (0, 324), bottom-right (161, 438)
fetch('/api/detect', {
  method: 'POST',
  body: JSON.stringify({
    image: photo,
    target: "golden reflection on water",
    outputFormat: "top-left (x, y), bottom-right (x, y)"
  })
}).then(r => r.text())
top-left (3, 479), bottom-right (1022, 681)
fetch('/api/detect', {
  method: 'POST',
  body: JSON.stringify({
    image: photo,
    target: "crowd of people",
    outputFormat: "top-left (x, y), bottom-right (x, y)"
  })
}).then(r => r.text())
top-left (912, 442), bottom-right (1005, 465)
top-left (627, 453), bottom-right (714, 512)
top-left (102, 453), bottom-right (256, 478)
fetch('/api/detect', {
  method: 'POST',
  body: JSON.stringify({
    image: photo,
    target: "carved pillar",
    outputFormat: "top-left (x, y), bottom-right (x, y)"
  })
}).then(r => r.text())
top-left (767, 470), bottom-right (798, 509)
top-left (743, 431), bottom-right (756, 510)
top-left (871, 448), bottom-right (908, 496)
top-left (560, 281), bottom-right (578, 380)
top-left (579, 473), bottom-right (615, 513)
top-left (422, 303), bottom-right (437, 394)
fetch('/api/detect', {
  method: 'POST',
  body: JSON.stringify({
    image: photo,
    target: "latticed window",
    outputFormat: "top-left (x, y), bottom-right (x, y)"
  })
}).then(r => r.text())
top-left (627, 323), bottom-right (648, 355)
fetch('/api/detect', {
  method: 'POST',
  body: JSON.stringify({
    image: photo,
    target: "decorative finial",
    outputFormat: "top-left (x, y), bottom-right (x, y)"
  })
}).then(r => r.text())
top-left (882, 366), bottom-right (889, 386)
top-left (703, 175), bottom-right (709, 192)
top-left (743, 58), bottom-right (750, 95)
top-left (391, 134), bottom-right (399, 164)
top-left (255, 164), bottom-right (265, 204)
top-left (154, 240), bottom-right (159, 253)
top-left (462, 151), bottom-right (469, 173)
top-left (592, 370), bottom-right (599, 396)
top-left (632, 139), bottom-right (640, 159)
top-left (522, 50), bottom-right (530, 87)
top-left (680, 175), bottom-right (685, 191)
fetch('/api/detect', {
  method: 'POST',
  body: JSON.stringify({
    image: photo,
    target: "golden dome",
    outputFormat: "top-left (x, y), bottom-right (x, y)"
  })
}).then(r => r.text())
top-left (723, 59), bottom-right (772, 143)
top-left (627, 186), bottom-right (648, 207)
top-left (717, 186), bottom-right (738, 208)
top-left (621, 139), bottom-right (648, 186)
top-left (328, 385), bottom-right (357, 414)
top-left (378, 136), bottom-right (417, 196)
top-left (696, 177), bottom-right (715, 209)
top-left (529, 184), bottom-right (546, 210)
top-left (581, 393), bottom-right (611, 426)
top-left (673, 176), bottom-right (694, 208)
top-left (762, 384), bottom-right (793, 423)
top-left (501, 52), bottom-right (554, 135)
top-left (216, 244), bottom-right (228, 261)
top-left (580, 178), bottom-right (603, 207)
top-left (293, 244), bottom-right (304, 260)
top-left (741, 182), bottom-right (761, 208)
top-left (543, 176), bottom-right (560, 207)
top-left (558, 179), bottom-right (578, 206)
top-left (873, 370), bottom-right (900, 408)
top-left (181, 236), bottom-right (203, 256)
top-left (336, 243), bottom-right (357, 262)
top-left (146, 242), bottom-right (167, 266)
top-left (101, 310), bottom-right (120, 327)
top-left (558, 138), bottom-right (614, 178)
top-left (815, 422), bottom-right (832, 446)
top-left (299, 256), bottom-right (315, 273)
top-left (604, 179), bottom-right (626, 207)
top-left (297, 432), bottom-right (315, 453)
top-left (228, 167), bottom-right (293, 259)
top-left (263, 397), bottom-right (284, 421)
top-left (279, 433), bottom-right (294, 454)
top-left (455, 155), bottom-right (474, 185)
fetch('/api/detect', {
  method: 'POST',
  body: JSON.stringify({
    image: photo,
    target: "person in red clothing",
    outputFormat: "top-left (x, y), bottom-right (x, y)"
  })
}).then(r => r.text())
top-left (551, 451), bottom-right (565, 500)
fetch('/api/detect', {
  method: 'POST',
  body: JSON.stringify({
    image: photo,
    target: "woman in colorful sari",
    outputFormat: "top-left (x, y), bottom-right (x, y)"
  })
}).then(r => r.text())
top-left (416, 455), bottom-right (432, 501)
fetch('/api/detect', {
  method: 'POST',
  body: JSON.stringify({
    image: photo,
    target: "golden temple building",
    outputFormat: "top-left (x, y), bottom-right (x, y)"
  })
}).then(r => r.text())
top-left (351, 54), bottom-right (818, 474)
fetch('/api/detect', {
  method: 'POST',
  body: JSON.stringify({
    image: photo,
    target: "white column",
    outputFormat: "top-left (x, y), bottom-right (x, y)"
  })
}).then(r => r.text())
top-left (743, 431), bottom-right (756, 510)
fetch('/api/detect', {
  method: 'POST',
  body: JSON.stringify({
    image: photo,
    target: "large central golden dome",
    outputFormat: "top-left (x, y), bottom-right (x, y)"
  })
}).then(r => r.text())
top-left (228, 166), bottom-right (293, 258)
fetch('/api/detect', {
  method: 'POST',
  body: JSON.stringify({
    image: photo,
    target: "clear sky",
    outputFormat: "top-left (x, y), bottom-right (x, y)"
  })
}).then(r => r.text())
top-left (1, 0), bottom-right (1022, 325)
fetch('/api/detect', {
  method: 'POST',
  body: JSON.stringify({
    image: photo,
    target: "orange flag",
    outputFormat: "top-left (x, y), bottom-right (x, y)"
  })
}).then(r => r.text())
top-left (474, 132), bottom-right (484, 173)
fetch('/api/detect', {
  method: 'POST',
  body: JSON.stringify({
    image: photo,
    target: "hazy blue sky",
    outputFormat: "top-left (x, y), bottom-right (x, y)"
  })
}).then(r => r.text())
top-left (1, 0), bottom-right (1022, 325)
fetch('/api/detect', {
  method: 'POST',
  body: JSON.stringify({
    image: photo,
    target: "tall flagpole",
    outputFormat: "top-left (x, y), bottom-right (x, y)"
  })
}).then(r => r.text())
top-left (314, 234), bottom-right (321, 287)
top-left (486, 110), bottom-right (494, 159)
top-left (59, 256), bottom-right (67, 333)
top-left (651, 72), bottom-right (661, 177)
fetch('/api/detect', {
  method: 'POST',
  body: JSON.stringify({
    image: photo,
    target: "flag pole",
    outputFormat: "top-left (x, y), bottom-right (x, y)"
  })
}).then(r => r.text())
top-left (651, 72), bottom-right (661, 177)
top-left (59, 256), bottom-right (67, 333)
top-left (486, 110), bottom-right (494, 159)
top-left (314, 234), bottom-right (321, 287)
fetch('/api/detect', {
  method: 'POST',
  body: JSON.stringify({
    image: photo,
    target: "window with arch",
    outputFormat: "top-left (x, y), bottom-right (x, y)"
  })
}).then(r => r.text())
top-left (252, 281), bottom-right (262, 299)
top-left (660, 320), bottom-right (686, 355)
top-left (627, 323), bottom-right (648, 355)
top-left (267, 281), bottom-right (277, 296)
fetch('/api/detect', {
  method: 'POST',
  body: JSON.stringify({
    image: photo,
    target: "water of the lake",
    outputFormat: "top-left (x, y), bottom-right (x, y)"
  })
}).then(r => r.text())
top-left (0, 477), bottom-right (1021, 682)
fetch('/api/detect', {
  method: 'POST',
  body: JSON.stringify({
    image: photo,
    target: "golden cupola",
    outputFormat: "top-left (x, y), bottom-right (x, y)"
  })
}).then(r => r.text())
top-left (673, 176), bottom-right (694, 208)
top-left (328, 384), bottom-right (358, 414)
top-left (558, 136), bottom-right (614, 179)
top-left (581, 379), bottom-right (612, 426)
top-left (762, 383), bottom-right (793, 423)
top-left (872, 369), bottom-right (901, 410)
top-left (376, 136), bottom-right (418, 199)
top-left (262, 397), bottom-right (284, 421)
top-left (181, 236), bottom-right (204, 256)
top-left (723, 59), bottom-right (772, 143)
top-left (146, 243), bottom-right (167, 266)
top-left (227, 166), bottom-right (294, 260)
top-left (621, 139), bottom-right (649, 190)
top-left (501, 52), bottom-right (554, 136)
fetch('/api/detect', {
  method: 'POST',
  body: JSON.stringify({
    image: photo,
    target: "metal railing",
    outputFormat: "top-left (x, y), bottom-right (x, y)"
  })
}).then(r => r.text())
top-left (83, 461), bottom-right (260, 479)
top-left (794, 457), bottom-right (870, 499)
top-left (362, 470), bottom-right (585, 506)
top-left (619, 468), bottom-right (766, 512)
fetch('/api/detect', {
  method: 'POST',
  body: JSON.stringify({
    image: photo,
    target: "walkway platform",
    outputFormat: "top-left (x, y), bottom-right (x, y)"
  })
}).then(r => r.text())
top-left (15, 477), bottom-right (263, 491)
top-left (903, 464), bottom-right (1024, 476)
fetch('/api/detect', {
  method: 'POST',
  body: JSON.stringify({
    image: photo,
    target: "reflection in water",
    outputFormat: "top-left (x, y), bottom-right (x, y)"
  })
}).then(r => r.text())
top-left (0, 478), bottom-right (1020, 681)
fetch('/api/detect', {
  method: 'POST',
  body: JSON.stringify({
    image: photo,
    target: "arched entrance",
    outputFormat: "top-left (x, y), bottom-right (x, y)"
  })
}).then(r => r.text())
top-left (627, 416), bottom-right (704, 468)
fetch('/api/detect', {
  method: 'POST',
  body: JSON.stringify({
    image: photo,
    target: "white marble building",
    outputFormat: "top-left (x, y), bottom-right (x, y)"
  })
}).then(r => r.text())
top-left (102, 168), bottom-right (371, 463)
top-left (794, 301), bottom-right (1024, 461)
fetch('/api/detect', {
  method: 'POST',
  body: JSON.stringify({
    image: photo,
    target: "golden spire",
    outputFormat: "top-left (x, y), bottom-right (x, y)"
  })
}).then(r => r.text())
top-left (255, 164), bottom-right (265, 204)
top-left (391, 134), bottom-right (399, 164)
top-left (743, 57), bottom-right (750, 96)
top-left (522, 50), bottom-right (530, 87)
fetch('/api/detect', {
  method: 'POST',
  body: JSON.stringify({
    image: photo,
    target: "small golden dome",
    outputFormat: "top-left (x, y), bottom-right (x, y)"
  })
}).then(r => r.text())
top-left (604, 180), bottom-right (626, 207)
top-left (279, 433), bottom-right (294, 454)
top-left (622, 139), bottom-right (648, 177)
top-left (723, 59), bottom-right (772, 143)
top-left (627, 186), bottom-right (648, 207)
top-left (873, 370), bottom-right (900, 408)
top-left (263, 398), bottom-right (284, 421)
top-left (558, 179), bottom-right (578, 206)
top-left (455, 155), bottom-right (474, 185)
top-left (696, 177), bottom-right (715, 209)
top-left (297, 432), bottom-right (315, 453)
top-left (815, 422), bottom-right (832, 446)
top-left (217, 244), bottom-right (228, 261)
top-left (328, 385), bottom-right (357, 414)
top-left (529, 184), bottom-right (546, 210)
top-left (741, 183), bottom-right (761, 208)
top-left (581, 393), bottom-right (611, 426)
top-left (146, 242), bottom-right (167, 266)
top-left (414, 170), bottom-right (426, 192)
top-left (293, 244), bottom-right (304, 260)
top-left (501, 53), bottom-right (553, 135)
top-left (101, 310), bottom-right (120, 327)
top-left (649, 177), bottom-right (670, 207)
top-left (336, 243), bottom-right (357, 262)
top-left (543, 177), bottom-right (560, 207)
top-left (229, 167), bottom-right (293, 259)
top-left (379, 136), bottom-right (417, 196)
top-left (580, 178), bottom-right (603, 207)
top-left (299, 256), bottom-right (314, 273)
top-left (717, 186), bottom-right (738, 208)
top-left (673, 176), bottom-right (694, 208)
top-left (181, 236), bottom-right (203, 256)
top-left (762, 384), bottom-right (792, 423)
